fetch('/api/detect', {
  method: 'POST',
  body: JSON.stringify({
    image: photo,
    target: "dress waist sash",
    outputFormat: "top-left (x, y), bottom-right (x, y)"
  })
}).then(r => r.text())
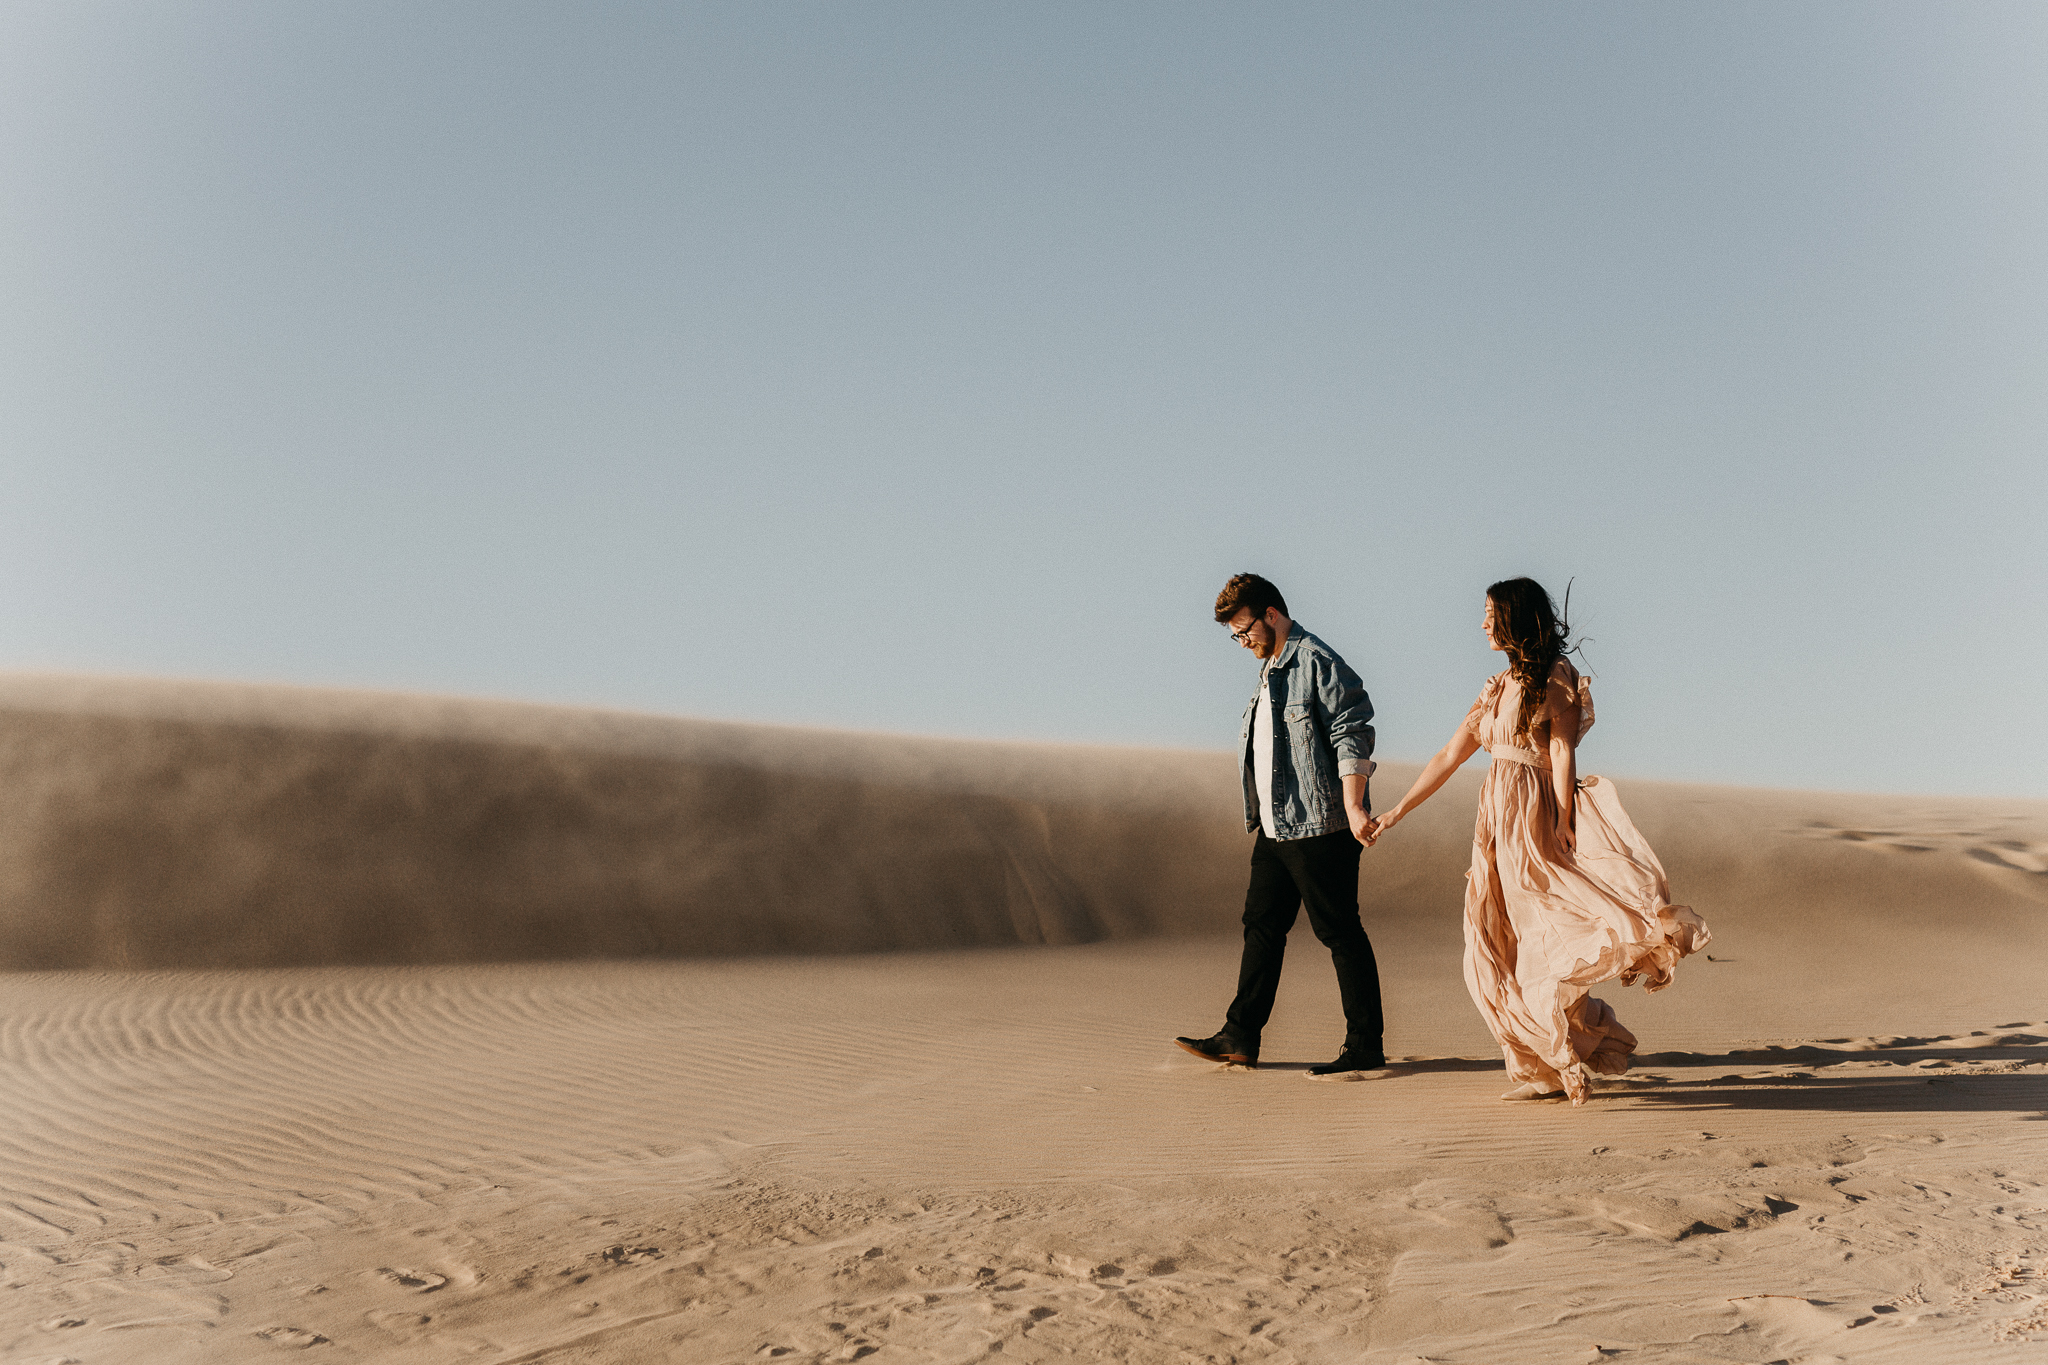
top-left (1488, 744), bottom-right (1550, 770)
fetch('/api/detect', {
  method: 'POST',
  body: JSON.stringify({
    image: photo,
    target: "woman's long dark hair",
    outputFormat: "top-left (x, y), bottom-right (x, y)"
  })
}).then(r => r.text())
top-left (1487, 577), bottom-right (1573, 730)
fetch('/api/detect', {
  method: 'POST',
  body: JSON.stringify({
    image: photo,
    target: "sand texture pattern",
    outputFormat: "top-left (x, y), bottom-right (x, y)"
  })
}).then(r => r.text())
top-left (2, 676), bottom-right (2046, 1364)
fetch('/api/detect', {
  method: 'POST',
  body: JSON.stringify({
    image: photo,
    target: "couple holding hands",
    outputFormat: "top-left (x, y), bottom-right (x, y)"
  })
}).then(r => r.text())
top-left (1174, 573), bottom-right (1710, 1106)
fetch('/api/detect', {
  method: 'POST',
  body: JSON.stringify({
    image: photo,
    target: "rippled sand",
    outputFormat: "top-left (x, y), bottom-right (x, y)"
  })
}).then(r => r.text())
top-left (2, 677), bottom-right (2044, 1363)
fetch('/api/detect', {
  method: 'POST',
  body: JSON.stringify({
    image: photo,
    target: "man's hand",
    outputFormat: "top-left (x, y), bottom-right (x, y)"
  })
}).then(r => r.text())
top-left (1348, 806), bottom-right (1377, 846)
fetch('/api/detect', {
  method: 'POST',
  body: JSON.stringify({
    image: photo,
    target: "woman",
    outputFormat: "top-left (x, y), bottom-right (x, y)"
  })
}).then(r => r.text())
top-left (1369, 578), bottom-right (1709, 1105)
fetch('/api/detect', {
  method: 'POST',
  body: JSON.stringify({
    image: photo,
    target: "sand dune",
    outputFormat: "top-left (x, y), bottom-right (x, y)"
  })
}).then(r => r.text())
top-left (2, 675), bottom-right (2040, 974)
top-left (2, 676), bottom-right (2046, 1363)
top-left (0, 675), bottom-right (1250, 968)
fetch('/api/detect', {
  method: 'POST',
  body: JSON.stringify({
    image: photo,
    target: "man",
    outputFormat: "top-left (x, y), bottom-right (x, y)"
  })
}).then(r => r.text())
top-left (1174, 572), bottom-right (1388, 1076)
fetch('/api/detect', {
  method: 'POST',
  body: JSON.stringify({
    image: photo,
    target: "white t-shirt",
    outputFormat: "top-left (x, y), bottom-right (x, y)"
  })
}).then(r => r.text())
top-left (1252, 664), bottom-right (1278, 839)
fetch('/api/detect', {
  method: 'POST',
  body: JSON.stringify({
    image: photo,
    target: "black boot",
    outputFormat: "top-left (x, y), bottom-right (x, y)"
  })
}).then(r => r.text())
top-left (1307, 1044), bottom-right (1387, 1076)
top-left (1174, 1032), bottom-right (1259, 1066)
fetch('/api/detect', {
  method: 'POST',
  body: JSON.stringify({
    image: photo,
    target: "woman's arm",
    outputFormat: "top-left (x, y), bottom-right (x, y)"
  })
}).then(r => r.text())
top-left (1369, 724), bottom-right (1481, 840)
top-left (1548, 727), bottom-right (1578, 852)
top-left (1547, 680), bottom-right (1580, 852)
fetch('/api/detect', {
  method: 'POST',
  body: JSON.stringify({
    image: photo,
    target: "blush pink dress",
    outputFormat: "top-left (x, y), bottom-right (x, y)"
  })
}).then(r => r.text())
top-left (1461, 660), bottom-right (1710, 1104)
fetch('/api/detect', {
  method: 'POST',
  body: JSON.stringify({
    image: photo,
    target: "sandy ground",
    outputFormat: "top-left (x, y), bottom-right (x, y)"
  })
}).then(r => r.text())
top-left (2, 678), bottom-right (2046, 1364)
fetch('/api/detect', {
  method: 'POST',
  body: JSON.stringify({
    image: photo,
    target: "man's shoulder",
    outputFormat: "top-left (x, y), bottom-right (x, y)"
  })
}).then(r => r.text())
top-left (1291, 627), bottom-right (1355, 669)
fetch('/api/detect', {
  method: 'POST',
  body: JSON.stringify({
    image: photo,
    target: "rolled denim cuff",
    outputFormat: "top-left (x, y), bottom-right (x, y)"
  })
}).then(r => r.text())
top-left (1337, 757), bottom-right (1377, 779)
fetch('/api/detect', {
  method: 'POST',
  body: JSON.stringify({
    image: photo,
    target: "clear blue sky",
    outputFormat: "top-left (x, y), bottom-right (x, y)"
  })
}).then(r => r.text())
top-left (4, 3), bottom-right (2043, 796)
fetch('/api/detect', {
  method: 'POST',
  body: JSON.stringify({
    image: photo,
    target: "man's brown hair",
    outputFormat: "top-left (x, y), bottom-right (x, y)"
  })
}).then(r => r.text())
top-left (1214, 573), bottom-right (1288, 624)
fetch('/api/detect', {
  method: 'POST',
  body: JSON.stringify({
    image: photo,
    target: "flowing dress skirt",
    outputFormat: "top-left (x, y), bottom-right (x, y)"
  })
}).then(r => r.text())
top-left (1462, 760), bottom-right (1711, 1103)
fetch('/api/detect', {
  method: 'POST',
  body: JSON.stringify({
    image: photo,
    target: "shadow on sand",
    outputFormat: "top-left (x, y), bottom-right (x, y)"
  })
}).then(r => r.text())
top-left (1611, 1037), bottom-right (2048, 1115)
top-left (1250, 1039), bottom-right (2048, 1114)
top-left (1616, 1071), bottom-right (2048, 1116)
top-left (1250, 1057), bottom-right (1506, 1074)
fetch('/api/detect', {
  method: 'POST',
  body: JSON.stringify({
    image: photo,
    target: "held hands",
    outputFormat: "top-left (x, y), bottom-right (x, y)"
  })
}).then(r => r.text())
top-left (1354, 808), bottom-right (1399, 847)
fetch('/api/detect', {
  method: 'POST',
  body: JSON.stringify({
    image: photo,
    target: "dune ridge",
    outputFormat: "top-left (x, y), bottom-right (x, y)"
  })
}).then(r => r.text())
top-left (0, 674), bottom-right (2042, 973)
top-left (0, 675), bottom-right (1246, 968)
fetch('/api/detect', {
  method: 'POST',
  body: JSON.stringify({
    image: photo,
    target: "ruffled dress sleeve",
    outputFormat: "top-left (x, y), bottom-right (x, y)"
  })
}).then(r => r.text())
top-left (1551, 660), bottom-right (1594, 744)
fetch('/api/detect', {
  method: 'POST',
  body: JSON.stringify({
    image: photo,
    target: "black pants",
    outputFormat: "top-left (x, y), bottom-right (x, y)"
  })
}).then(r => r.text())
top-left (1223, 828), bottom-right (1384, 1050)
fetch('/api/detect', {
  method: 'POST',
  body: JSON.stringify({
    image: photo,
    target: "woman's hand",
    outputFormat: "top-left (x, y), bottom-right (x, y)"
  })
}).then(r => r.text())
top-left (1553, 810), bottom-right (1576, 855)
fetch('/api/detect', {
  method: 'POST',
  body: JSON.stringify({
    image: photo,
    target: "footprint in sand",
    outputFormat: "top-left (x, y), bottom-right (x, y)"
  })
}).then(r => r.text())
top-left (254, 1326), bottom-right (330, 1348)
top-left (375, 1267), bottom-right (448, 1292)
top-left (367, 1309), bottom-right (431, 1334)
top-left (599, 1244), bottom-right (663, 1265)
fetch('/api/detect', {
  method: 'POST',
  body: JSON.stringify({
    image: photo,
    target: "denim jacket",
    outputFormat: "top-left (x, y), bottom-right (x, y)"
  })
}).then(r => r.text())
top-left (1239, 622), bottom-right (1376, 840)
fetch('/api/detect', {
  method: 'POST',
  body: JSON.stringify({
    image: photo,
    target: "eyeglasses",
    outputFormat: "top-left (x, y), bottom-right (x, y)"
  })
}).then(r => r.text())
top-left (1228, 615), bottom-right (1266, 643)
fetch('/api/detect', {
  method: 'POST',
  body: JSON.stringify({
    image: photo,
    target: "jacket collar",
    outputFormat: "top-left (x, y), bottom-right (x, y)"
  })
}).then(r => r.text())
top-left (1267, 621), bottom-right (1305, 672)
